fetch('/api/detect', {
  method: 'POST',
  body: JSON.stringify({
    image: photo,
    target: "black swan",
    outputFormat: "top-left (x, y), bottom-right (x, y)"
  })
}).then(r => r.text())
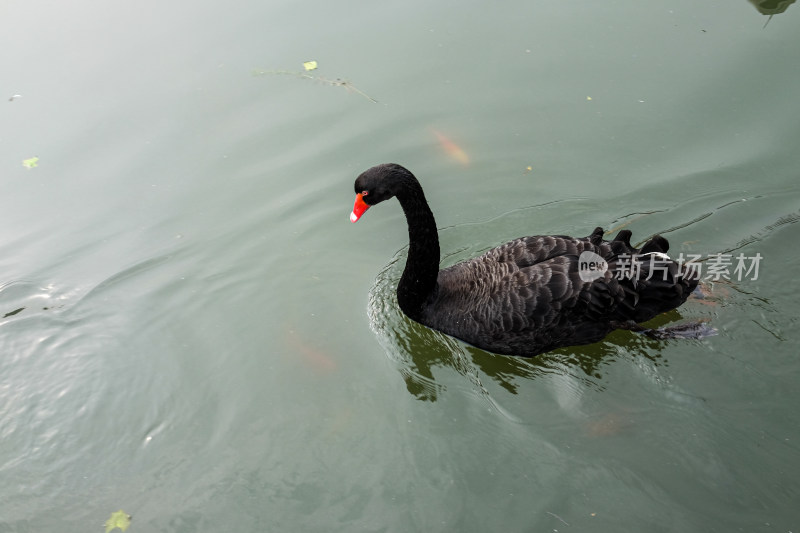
top-left (350, 163), bottom-right (701, 357)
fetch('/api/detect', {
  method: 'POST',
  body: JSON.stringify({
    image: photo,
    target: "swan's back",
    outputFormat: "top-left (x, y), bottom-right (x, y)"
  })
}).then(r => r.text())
top-left (420, 228), bottom-right (696, 356)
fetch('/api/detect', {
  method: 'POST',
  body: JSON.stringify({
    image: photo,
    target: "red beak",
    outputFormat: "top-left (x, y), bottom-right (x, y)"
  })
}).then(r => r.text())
top-left (350, 193), bottom-right (370, 223)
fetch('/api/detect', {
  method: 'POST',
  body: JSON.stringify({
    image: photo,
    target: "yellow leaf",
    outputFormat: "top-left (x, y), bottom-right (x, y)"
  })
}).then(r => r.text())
top-left (303, 60), bottom-right (318, 71)
top-left (105, 510), bottom-right (131, 533)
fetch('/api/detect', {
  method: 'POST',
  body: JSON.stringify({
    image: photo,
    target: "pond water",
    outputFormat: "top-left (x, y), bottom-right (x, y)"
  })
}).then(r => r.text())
top-left (1, 1), bottom-right (799, 531)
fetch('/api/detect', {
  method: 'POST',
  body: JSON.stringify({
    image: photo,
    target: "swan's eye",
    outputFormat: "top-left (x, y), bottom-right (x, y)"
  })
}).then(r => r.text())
top-left (361, 190), bottom-right (369, 197)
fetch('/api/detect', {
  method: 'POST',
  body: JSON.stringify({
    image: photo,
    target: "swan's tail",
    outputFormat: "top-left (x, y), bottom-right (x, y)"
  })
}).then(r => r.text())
top-left (607, 231), bottom-right (699, 324)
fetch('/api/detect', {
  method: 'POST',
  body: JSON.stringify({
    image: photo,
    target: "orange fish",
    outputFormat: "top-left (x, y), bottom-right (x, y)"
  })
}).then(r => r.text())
top-left (285, 328), bottom-right (336, 374)
top-left (431, 129), bottom-right (469, 166)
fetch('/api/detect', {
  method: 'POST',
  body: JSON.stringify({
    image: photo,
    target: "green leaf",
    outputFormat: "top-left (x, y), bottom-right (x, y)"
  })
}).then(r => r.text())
top-left (22, 156), bottom-right (39, 169)
top-left (105, 510), bottom-right (132, 532)
top-left (303, 60), bottom-right (318, 71)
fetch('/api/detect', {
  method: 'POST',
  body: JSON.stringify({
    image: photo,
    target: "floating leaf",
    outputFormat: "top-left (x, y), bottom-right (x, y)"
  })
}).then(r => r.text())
top-left (303, 60), bottom-right (318, 71)
top-left (3, 307), bottom-right (24, 318)
top-left (105, 510), bottom-right (131, 533)
top-left (22, 156), bottom-right (39, 168)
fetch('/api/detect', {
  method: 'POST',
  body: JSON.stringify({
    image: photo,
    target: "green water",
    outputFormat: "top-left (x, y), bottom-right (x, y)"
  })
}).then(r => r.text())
top-left (1, 1), bottom-right (799, 531)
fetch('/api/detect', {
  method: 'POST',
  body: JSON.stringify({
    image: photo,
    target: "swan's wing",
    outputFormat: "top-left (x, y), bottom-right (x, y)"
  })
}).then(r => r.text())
top-left (489, 232), bottom-right (692, 327)
top-left (428, 251), bottom-right (617, 354)
top-left (429, 234), bottom-right (618, 339)
top-left (425, 229), bottom-right (695, 356)
top-left (486, 230), bottom-right (604, 270)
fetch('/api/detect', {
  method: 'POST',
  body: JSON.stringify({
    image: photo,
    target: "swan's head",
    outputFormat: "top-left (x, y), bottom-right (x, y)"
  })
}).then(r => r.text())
top-left (350, 163), bottom-right (414, 223)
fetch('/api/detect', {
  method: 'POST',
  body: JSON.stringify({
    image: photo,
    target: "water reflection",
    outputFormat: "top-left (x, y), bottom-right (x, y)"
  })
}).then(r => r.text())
top-left (748, 0), bottom-right (795, 15)
top-left (749, 0), bottom-right (795, 27)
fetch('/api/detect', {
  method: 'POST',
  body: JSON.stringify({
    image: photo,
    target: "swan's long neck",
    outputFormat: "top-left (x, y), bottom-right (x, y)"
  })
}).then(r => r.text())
top-left (395, 179), bottom-right (440, 320)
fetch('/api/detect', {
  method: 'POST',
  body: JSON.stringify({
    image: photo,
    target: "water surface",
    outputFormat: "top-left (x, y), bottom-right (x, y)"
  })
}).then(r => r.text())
top-left (1, 1), bottom-right (799, 531)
